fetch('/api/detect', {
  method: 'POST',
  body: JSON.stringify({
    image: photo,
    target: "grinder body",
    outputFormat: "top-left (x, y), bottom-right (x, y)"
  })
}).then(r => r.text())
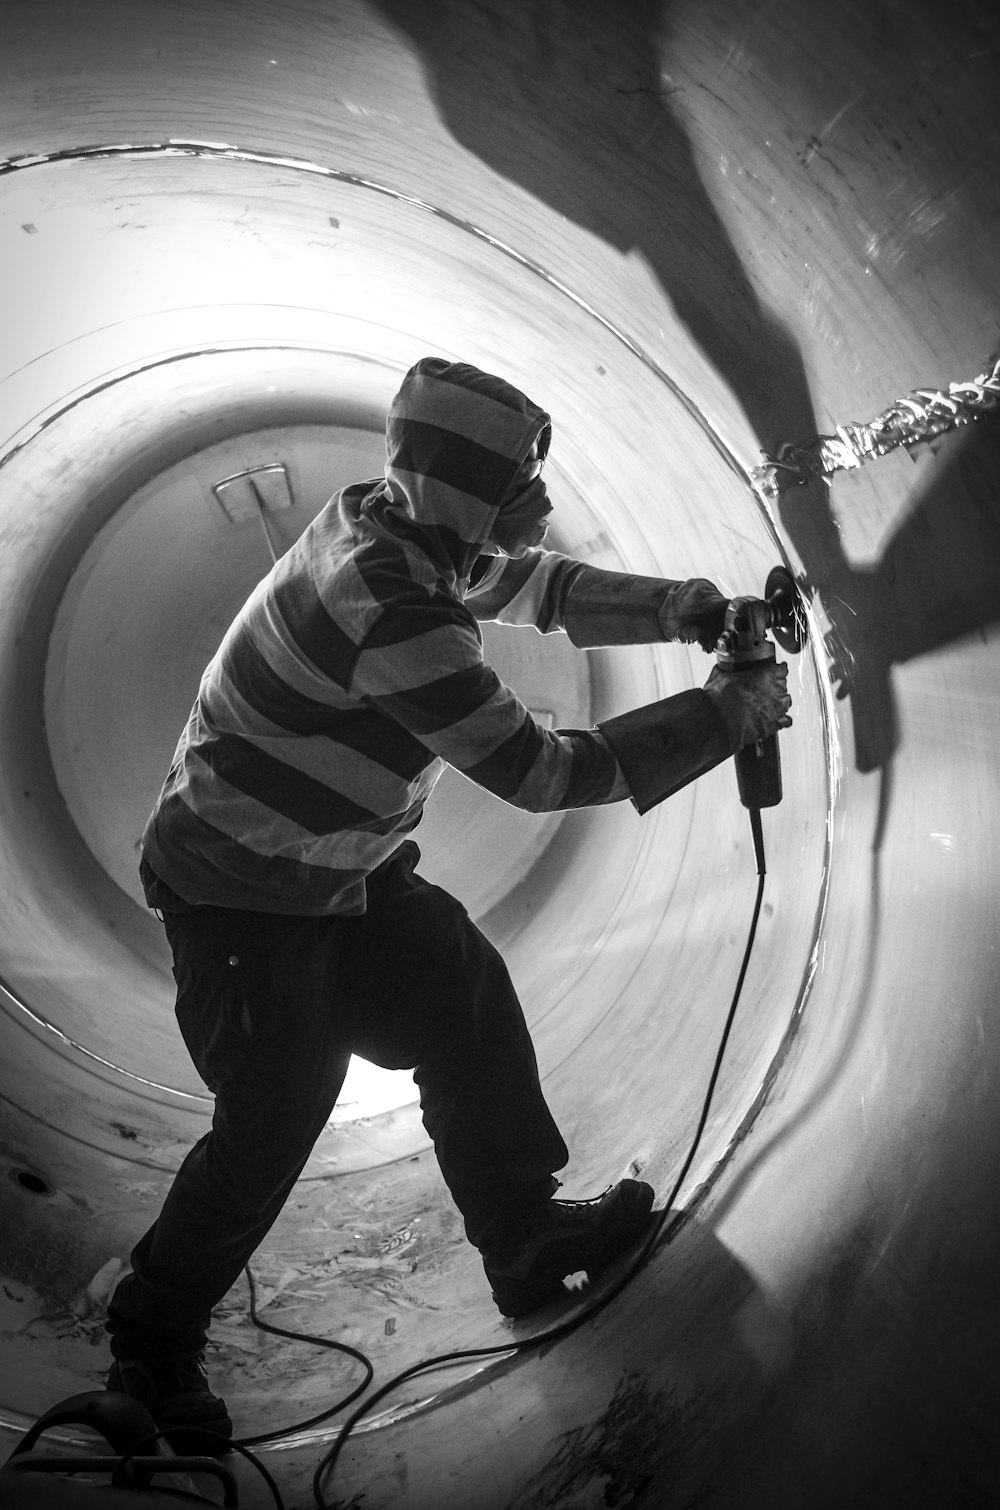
top-left (715, 596), bottom-right (783, 809)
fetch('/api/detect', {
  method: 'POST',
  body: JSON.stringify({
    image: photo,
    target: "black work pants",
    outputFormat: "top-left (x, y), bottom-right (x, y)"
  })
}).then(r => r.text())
top-left (107, 842), bottom-right (567, 1361)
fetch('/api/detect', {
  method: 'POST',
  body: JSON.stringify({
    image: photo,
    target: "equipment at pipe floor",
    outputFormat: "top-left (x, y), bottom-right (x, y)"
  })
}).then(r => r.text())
top-left (1, 1), bottom-right (998, 1506)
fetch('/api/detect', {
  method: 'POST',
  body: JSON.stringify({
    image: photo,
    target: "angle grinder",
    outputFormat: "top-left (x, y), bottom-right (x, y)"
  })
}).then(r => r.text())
top-left (714, 565), bottom-right (807, 809)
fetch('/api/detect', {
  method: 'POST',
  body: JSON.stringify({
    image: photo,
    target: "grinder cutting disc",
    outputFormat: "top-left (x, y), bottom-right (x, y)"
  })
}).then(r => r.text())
top-left (764, 565), bottom-right (808, 654)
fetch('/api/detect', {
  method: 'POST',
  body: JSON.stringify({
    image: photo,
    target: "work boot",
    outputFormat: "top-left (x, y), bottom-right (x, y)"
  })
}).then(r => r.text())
top-left (483, 1178), bottom-right (655, 1318)
top-left (106, 1353), bottom-right (233, 1452)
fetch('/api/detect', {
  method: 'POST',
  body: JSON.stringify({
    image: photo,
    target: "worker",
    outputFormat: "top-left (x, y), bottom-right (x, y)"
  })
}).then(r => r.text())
top-left (104, 357), bottom-right (792, 1443)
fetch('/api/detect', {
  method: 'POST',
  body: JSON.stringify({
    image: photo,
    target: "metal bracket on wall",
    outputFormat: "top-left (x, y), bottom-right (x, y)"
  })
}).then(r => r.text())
top-left (212, 463), bottom-right (294, 523)
top-left (212, 464), bottom-right (293, 563)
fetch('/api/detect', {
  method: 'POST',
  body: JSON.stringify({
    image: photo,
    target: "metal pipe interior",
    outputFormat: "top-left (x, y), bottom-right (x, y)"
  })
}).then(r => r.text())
top-left (1, 2), bottom-right (998, 1506)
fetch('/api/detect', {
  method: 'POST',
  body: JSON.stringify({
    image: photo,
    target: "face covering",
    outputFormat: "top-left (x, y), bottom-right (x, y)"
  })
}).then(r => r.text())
top-left (497, 474), bottom-right (548, 522)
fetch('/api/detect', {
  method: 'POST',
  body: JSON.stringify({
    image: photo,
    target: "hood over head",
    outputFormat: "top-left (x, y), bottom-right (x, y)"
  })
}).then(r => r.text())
top-left (375, 357), bottom-right (552, 584)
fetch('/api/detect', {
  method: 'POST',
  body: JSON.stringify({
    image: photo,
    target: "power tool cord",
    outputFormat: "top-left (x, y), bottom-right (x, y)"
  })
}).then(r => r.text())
top-left (236, 1267), bottom-right (374, 1448)
top-left (281, 806), bottom-right (771, 1508)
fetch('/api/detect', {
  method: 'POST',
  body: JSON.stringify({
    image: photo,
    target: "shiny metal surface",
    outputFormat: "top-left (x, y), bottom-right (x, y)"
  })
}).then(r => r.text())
top-left (1, 2), bottom-right (997, 1506)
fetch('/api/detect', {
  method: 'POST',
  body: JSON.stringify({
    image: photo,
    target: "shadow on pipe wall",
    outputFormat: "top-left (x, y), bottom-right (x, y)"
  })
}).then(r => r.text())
top-left (372, 0), bottom-right (1000, 814)
top-left (822, 415), bottom-right (1000, 770)
top-left (368, 0), bottom-right (818, 445)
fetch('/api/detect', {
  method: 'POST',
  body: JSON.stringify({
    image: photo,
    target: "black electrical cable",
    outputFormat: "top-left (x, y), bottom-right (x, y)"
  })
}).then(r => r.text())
top-left (72, 837), bottom-right (765, 1506)
top-left (234, 1266), bottom-right (374, 1449)
top-left (302, 808), bottom-right (770, 1508)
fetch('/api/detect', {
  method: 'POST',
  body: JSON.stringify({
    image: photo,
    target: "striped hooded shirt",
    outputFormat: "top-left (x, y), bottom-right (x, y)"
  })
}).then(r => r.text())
top-left (142, 357), bottom-right (626, 916)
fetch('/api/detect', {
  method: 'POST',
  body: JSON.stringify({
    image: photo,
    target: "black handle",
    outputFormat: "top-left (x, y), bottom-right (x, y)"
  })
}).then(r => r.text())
top-left (735, 732), bottom-right (782, 809)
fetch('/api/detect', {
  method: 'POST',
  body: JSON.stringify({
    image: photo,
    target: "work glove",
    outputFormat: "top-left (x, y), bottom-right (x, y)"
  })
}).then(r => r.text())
top-left (598, 688), bottom-right (730, 815)
top-left (701, 661), bottom-right (793, 753)
top-left (657, 578), bottom-right (730, 652)
top-left (598, 661), bottom-right (793, 815)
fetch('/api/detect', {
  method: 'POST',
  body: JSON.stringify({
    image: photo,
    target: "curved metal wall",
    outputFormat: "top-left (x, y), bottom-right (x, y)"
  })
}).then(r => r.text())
top-left (1, 2), bottom-right (998, 1507)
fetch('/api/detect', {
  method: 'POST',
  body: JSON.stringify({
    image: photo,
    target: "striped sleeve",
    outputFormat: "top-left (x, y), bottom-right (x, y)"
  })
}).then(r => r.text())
top-left (467, 549), bottom-right (584, 633)
top-left (351, 602), bottom-right (621, 811)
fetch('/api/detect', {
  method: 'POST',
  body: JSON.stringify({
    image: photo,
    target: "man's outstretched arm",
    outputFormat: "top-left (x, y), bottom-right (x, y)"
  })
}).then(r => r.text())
top-left (467, 549), bottom-right (728, 652)
top-left (467, 549), bottom-right (791, 813)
